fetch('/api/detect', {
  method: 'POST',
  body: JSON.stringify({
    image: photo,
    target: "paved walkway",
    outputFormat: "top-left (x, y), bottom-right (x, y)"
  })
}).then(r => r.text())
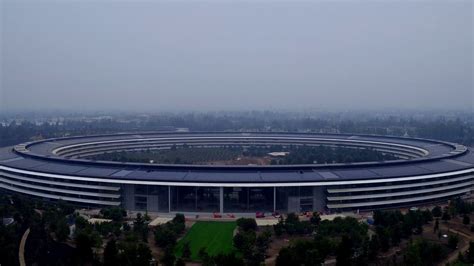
top-left (439, 227), bottom-right (474, 266)
top-left (19, 228), bottom-right (30, 266)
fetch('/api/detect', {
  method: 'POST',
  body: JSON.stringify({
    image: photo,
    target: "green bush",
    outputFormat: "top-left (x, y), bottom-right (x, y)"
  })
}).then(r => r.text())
top-left (236, 218), bottom-right (257, 232)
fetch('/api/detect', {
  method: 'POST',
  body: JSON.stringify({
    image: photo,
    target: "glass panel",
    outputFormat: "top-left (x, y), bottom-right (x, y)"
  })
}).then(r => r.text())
top-left (276, 187), bottom-right (297, 212)
top-left (135, 196), bottom-right (147, 211)
top-left (300, 186), bottom-right (314, 197)
top-left (224, 187), bottom-right (248, 212)
top-left (196, 187), bottom-right (220, 212)
top-left (157, 186), bottom-right (169, 212)
top-left (224, 187), bottom-right (273, 213)
top-left (171, 186), bottom-right (196, 211)
top-left (248, 187), bottom-right (273, 212)
top-left (135, 185), bottom-right (147, 195)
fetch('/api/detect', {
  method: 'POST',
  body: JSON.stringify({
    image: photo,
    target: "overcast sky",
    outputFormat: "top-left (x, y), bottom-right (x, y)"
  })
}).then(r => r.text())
top-left (1, 0), bottom-right (472, 112)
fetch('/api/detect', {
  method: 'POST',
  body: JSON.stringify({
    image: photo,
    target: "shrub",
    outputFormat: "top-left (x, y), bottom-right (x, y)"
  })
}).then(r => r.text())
top-left (182, 241), bottom-right (191, 259)
top-left (448, 235), bottom-right (459, 249)
top-left (233, 230), bottom-right (256, 255)
top-left (100, 207), bottom-right (126, 222)
top-left (432, 206), bottom-right (442, 218)
top-left (154, 225), bottom-right (177, 248)
top-left (236, 218), bottom-right (257, 232)
top-left (463, 215), bottom-right (470, 225)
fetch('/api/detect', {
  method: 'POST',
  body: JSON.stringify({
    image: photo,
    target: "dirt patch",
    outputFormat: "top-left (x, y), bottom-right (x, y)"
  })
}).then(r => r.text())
top-left (206, 156), bottom-right (272, 166)
top-left (147, 231), bottom-right (163, 261)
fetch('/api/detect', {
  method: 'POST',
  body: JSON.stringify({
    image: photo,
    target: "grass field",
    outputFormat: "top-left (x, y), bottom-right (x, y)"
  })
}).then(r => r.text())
top-left (174, 221), bottom-right (237, 261)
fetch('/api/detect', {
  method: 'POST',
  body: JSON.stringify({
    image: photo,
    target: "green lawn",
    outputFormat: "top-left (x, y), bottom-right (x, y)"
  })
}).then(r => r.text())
top-left (174, 221), bottom-right (237, 261)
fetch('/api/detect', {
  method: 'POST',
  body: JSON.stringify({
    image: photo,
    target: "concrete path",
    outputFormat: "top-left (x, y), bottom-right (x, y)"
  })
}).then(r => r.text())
top-left (439, 227), bottom-right (474, 266)
top-left (19, 228), bottom-right (30, 266)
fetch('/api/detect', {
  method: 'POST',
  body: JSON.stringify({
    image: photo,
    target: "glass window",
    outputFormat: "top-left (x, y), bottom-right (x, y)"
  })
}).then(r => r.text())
top-left (171, 186), bottom-right (197, 211)
top-left (224, 187), bottom-right (248, 212)
top-left (197, 187), bottom-right (220, 212)
top-left (224, 187), bottom-right (273, 213)
top-left (135, 185), bottom-right (147, 195)
top-left (135, 196), bottom-right (147, 211)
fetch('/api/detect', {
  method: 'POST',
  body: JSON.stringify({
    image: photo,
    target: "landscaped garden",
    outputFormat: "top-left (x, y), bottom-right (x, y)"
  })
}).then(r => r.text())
top-left (174, 221), bottom-right (237, 260)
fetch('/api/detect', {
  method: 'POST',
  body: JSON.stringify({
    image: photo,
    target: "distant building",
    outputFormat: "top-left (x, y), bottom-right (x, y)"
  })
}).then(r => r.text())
top-left (267, 152), bottom-right (289, 157)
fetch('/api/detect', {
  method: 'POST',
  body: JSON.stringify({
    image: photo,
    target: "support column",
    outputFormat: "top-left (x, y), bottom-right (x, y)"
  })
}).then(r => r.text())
top-left (168, 186), bottom-right (171, 213)
top-left (219, 187), bottom-right (224, 213)
top-left (273, 187), bottom-right (276, 213)
top-left (195, 187), bottom-right (198, 210)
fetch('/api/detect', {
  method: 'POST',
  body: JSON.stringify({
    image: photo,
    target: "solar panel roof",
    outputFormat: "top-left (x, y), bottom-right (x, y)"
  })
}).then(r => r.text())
top-left (1, 132), bottom-right (473, 183)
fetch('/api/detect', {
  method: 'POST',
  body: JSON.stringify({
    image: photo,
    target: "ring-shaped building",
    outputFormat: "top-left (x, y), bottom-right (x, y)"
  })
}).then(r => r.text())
top-left (0, 132), bottom-right (473, 214)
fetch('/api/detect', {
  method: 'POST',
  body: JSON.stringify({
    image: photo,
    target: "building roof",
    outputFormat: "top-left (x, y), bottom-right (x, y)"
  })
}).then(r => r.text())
top-left (1, 132), bottom-right (473, 184)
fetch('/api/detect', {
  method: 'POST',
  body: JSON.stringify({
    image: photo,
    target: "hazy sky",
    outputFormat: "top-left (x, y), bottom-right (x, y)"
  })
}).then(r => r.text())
top-left (1, 0), bottom-right (472, 112)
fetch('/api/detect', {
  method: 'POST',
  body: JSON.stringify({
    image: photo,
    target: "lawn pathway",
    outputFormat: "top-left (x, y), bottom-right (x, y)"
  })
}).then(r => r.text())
top-left (19, 228), bottom-right (30, 266)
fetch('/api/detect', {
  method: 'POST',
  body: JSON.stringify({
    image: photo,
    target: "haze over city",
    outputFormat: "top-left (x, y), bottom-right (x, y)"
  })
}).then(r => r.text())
top-left (1, 0), bottom-right (472, 112)
top-left (2, 1), bottom-right (474, 266)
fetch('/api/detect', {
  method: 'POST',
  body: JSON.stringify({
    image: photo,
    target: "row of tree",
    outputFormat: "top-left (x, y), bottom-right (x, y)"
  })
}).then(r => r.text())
top-left (2, 111), bottom-right (474, 148)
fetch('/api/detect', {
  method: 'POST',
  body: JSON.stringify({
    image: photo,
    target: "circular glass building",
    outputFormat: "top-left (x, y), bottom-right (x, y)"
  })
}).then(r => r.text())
top-left (0, 132), bottom-right (472, 214)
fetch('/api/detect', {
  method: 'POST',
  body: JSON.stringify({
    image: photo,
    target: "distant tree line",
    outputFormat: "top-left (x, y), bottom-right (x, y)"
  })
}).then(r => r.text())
top-left (2, 111), bottom-right (473, 148)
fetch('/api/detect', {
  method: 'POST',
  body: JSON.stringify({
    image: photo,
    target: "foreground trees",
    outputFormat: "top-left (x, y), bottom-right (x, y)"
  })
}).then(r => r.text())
top-left (154, 214), bottom-right (185, 249)
top-left (153, 213), bottom-right (186, 266)
top-left (2, 194), bottom-right (472, 266)
top-left (232, 218), bottom-right (272, 266)
top-left (275, 216), bottom-right (367, 266)
top-left (275, 207), bottom-right (464, 266)
top-left (404, 239), bottom-right (447, 266)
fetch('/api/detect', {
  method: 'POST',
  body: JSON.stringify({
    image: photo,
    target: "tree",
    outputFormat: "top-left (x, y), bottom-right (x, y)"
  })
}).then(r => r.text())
top-left (198, 247), bottom-right (210, 263)
top-left (336, 235), bottom-right (353, 266)
top-left (273, 220), bottom-right (284, 236)
top-left (432, 206), bottom-right (442, 218)
top-left (100, 207), bottom-right (126, 222)
top-left (213, 253), bottom-right (244, 266)
top-left (173, 213), bottom-right (185, 224)
top-left (463, 215), bottom-right (470, 225)
top-left (182, 241), bottom-right (191, 259)
top-left (368, 235), bottom-right (380, 260)
top-left (390, 224), bottom-right (401, 246)
top-left (442, 210), bottom-right (451, 222)
top-left (154, 225), bottom-right (177, 248)
top-left (310, 212), bottom-right (321, 226)
top-left (256, 229), bottom-right (272, 255)
top-left (161, 246), bottom-right (176, 266)
top-left (75, 215), bottom-right (89, 230)
top-left (134, 213), bottom-right (148, 242)
top-left (305, 249), bottom-right (324, 266)
top-left (421, 209), bottom-right (433, 223)
top-left (233, 231), bottom-right (256, 255)
top-left (171, 213), bottom-right (185, 234)
top-left (119, 241), bottom-right (152, 266)
top-left (404, 239), bottom-right (446, 266)
top-left (135, 243), bottom-right (153, 266)
top-left (375, 226), bottom-right (390, 251)
top-left (75, 232), bottom-right (94, 264)
top-left (104, 239), bottom-right (119, 266)
top-left (236, 218), bottom-right (257, 232)
top-left (467, 241), bottom-right (474, 263)
top-left (448, 235), bottom-right (459, 249)
top-left (434, 218), bottom-right (439, 232)
top-left (276, 247), bottom-right (297, 266)
top-left (57, 200), bottom-right (75, 216)
top-left (175, 258), bottom-right (185, 266)
top-left (55, 218), bottom-right (70, 242)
